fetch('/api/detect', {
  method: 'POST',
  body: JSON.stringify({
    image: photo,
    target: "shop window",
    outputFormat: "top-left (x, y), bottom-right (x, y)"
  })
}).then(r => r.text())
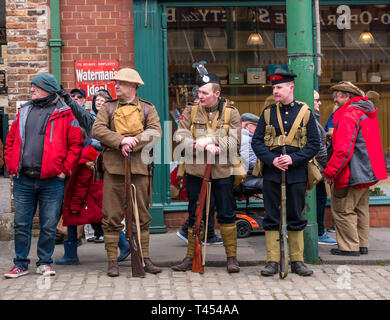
top-left (318, 4), bottom-right (390, 196)
top-left (167, 6), bottom-right (287, 202)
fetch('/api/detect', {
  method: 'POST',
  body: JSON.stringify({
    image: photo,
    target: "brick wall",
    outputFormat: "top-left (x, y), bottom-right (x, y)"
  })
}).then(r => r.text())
top-left (5, 0), bottom-right (134, 116)
top-left (60, 0), bottom-right (134, 91)
top-left (6, 0), bottom-right (50, 117)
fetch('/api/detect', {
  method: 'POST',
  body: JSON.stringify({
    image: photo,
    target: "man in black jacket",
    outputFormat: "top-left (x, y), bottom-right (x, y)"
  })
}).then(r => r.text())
top-left (251, 72), bottom-right (320, 277)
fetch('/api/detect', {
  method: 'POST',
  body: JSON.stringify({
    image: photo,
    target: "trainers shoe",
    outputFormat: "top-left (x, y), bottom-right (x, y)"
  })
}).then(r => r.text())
top-left (36, 264), bottom-right (56, 277)
top-left (87, 236), bottom-right (96, 242)
top-left (327, 227), bottom-right (336, 233)
top-left (94, 236), bottom-right (104, 243)
top-left (176, 230), bottom-right (188, 244)
top-left (206, 236), bottom-right (223, 245)
top-left (4, 266), bottom-right (29, 279)
top-left (318, 233), bottom-right (337, 246)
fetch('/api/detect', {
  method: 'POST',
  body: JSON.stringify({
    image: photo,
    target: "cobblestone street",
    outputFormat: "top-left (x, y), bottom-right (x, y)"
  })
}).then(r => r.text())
top-left (1, 263), bottom-right (390, 301)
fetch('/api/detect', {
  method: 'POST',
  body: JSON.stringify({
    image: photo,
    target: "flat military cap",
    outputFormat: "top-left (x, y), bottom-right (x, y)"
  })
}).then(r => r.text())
top-left (195, 73), bottom-right (221, 87)
top-left (241, 113), bottom-right (259, 123)
top-left (268, 71), bottom-right (297, 85)
top-left (330, 81), bottom-right (364, 97)
top-left (366, 90), bottom-right (380, 103)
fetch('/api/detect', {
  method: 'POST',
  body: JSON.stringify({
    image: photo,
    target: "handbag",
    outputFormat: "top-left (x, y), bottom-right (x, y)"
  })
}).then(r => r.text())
top-left (232, 155), bottom-right (247, 187)
top-left (307, 158), bottom-right (322, 190)
top-left (252, 159), bottom-right (264, 177)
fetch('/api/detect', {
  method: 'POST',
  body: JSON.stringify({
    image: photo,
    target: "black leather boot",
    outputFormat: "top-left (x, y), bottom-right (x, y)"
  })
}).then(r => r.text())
top-left (171, 257), bottom-right (193, 272)
top-left (291, 261), bottom-right (313, 276)
top-left (260, 261), bottom-right (279, 276)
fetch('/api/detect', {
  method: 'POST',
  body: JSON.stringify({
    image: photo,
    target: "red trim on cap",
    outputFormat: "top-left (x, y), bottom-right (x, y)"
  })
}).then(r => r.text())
top-left (269, 74), bottom-right (283, 82)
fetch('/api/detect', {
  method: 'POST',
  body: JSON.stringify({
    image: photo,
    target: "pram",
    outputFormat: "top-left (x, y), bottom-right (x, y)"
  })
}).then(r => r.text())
top-left (233, 175), bottom-right (265, 238)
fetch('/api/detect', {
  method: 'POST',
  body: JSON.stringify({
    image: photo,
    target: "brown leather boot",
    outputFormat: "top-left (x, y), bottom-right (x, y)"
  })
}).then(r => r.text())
top-left (227, 256), bottom-right (240, 273)
top-left (107, 260), bottom-right (119, 277)
top-left (171, 257), bottom-right (193, 272)
top-left (143, 258), bottom-right (161, 274)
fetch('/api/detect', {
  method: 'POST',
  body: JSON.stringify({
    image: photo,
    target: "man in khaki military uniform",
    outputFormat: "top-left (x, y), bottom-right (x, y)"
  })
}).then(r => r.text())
top-left (92, 68), bottom-right (162, 277)
top-left (171, 73), bottom-right (242, 273)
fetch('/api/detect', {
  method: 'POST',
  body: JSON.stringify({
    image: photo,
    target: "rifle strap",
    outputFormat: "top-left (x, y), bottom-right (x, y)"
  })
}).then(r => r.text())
top-left (131, 184), bottom-right (145, 266)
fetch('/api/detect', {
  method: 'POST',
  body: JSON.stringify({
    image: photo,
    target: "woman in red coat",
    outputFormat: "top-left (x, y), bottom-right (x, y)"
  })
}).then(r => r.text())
top-left (55, 144), bottom-right (103, 264)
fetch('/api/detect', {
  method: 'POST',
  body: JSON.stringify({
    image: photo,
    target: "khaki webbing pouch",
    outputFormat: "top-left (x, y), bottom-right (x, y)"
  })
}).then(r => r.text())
top-left (113, 103), bottom-right (145, 137)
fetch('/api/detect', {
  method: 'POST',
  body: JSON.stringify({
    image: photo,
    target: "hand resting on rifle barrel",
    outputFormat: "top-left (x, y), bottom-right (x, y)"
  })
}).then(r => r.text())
top-left (272, 154), bottom-right (292, 171)
top-left (120, 136), bottom-right (139, 156)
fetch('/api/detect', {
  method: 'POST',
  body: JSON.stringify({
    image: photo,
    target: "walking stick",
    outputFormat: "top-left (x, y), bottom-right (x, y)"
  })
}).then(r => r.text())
top-left (192, 154), bottom-right (212, 273)
top-left (279, 146), bottom-right (289, 279)
top-left (202, 181), bottom-right (212, 266)
top-left (124, 153), bottom-right (145, 277)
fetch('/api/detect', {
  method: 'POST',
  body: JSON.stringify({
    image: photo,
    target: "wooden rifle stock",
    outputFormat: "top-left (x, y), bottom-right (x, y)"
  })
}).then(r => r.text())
top-left (192, 156), bottom-right (213, 273)
top-left (124, 153), bottom-right (145, 278)
top-left (279, 146), bottom-right (289, 279)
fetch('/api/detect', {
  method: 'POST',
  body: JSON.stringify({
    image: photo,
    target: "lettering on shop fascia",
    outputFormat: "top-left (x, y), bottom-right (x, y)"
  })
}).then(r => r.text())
top-left (166, 6), bottom-right (390, 28)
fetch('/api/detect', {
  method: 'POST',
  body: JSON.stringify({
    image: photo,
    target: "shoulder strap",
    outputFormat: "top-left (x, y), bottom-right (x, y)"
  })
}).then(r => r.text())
top-left (224, 106), bottom-right (231, 128)
top-left (276, 103), bottom-right (285, 136)
top-left (285, 104), bottom-right (309, 145)
top-left (109, 101), bottom-right (116, 119)
top-left (264, 107), bottom-right (271, 125)
top-left (140, 101), bottom-right (151, 127)
top-left (190, 104), bottom-right (198, 125)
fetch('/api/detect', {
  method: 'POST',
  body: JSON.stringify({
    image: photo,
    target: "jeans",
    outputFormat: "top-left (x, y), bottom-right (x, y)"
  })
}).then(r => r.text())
top-left (13, 174), bottom-right (65, 270)
top-left (316, 180), bottom-right (327, 236)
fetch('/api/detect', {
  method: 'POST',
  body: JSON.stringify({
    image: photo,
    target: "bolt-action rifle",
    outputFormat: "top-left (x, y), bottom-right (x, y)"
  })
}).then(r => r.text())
top-left (279, 146), bottom-right (289, 279)
top-left (124, 153), bottom-right (145, 278)
top-left (192, 155), bottom-right (213, 273)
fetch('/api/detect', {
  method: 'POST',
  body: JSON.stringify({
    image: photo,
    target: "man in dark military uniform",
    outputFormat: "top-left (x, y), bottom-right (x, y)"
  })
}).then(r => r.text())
top-left (251, 72), bottom-right (320, 277)
top-left (171, 73), bottom-right (242, 273)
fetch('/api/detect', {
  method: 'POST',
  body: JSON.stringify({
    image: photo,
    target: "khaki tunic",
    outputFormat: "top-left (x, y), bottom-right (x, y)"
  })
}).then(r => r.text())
top-left (175, 100), bottom-right (241, 179)
top-left (92, 96), bottom-right (162, 232)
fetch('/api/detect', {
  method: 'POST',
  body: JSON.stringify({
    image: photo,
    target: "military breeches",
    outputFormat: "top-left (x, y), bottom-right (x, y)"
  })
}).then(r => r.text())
top-left (186, 174), bottom-right (235, 226)
top-left (263, 180), bottom-right (307, 231)
top-left (102, 172), bottom-right (152, 233)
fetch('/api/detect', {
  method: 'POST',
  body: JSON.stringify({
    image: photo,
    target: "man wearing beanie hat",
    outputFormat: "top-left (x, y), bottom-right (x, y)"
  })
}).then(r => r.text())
top-left (172, 72), bottom-right (242, 274)
top-left (251, 71), bottom-right (320, 277)
top-left (4, 73), bottom-right (83, 279)
top-left (324, 82), bottom-right (387, 257)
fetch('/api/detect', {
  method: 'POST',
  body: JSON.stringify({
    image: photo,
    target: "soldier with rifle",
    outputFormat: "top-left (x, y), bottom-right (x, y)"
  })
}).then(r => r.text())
top-left (92, 68), bottom-right (162, 277)
top-left (171, 70), bottom-right (242, 273)
top-left (251, 72), bottom-right (320, 277)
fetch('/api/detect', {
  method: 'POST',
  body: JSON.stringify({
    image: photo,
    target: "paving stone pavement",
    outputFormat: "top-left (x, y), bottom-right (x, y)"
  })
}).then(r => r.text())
top-left (1, 250), bottom-right (390, 300)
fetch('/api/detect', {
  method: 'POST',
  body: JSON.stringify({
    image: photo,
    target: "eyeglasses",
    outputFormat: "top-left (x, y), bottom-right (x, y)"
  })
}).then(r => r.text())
top-left (71, 94), bottom-right (84, 99)
top-left (314, 99), bottom-right (321, 102)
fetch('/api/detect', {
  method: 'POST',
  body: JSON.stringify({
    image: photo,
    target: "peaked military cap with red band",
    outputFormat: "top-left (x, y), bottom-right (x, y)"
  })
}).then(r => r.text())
top-left (268, 71), bottom-right (297, 85)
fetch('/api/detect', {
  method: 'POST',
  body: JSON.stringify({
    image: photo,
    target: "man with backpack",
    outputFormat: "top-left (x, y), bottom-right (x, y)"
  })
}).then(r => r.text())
top-left (171, 73), bottom-right (242, 273)
top-left (251, 71), bottom-right (320, 277)
top-left (92, 68), bottom-right (162, 277)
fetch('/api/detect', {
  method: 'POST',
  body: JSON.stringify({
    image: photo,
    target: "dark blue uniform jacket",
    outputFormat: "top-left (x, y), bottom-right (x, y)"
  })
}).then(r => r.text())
top-left (251, 101), bottom-right (320, 184)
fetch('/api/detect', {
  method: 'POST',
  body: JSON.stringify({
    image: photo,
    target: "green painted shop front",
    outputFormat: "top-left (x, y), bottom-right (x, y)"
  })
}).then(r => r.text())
top-left (132, 0), bottom-right (390, 239)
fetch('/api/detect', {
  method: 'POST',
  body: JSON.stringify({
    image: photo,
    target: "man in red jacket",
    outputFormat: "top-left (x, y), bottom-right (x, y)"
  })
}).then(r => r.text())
top-left (324, 81), bottom-right (387, 256)
top-left (3, 73), bottom-right (83, 278)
